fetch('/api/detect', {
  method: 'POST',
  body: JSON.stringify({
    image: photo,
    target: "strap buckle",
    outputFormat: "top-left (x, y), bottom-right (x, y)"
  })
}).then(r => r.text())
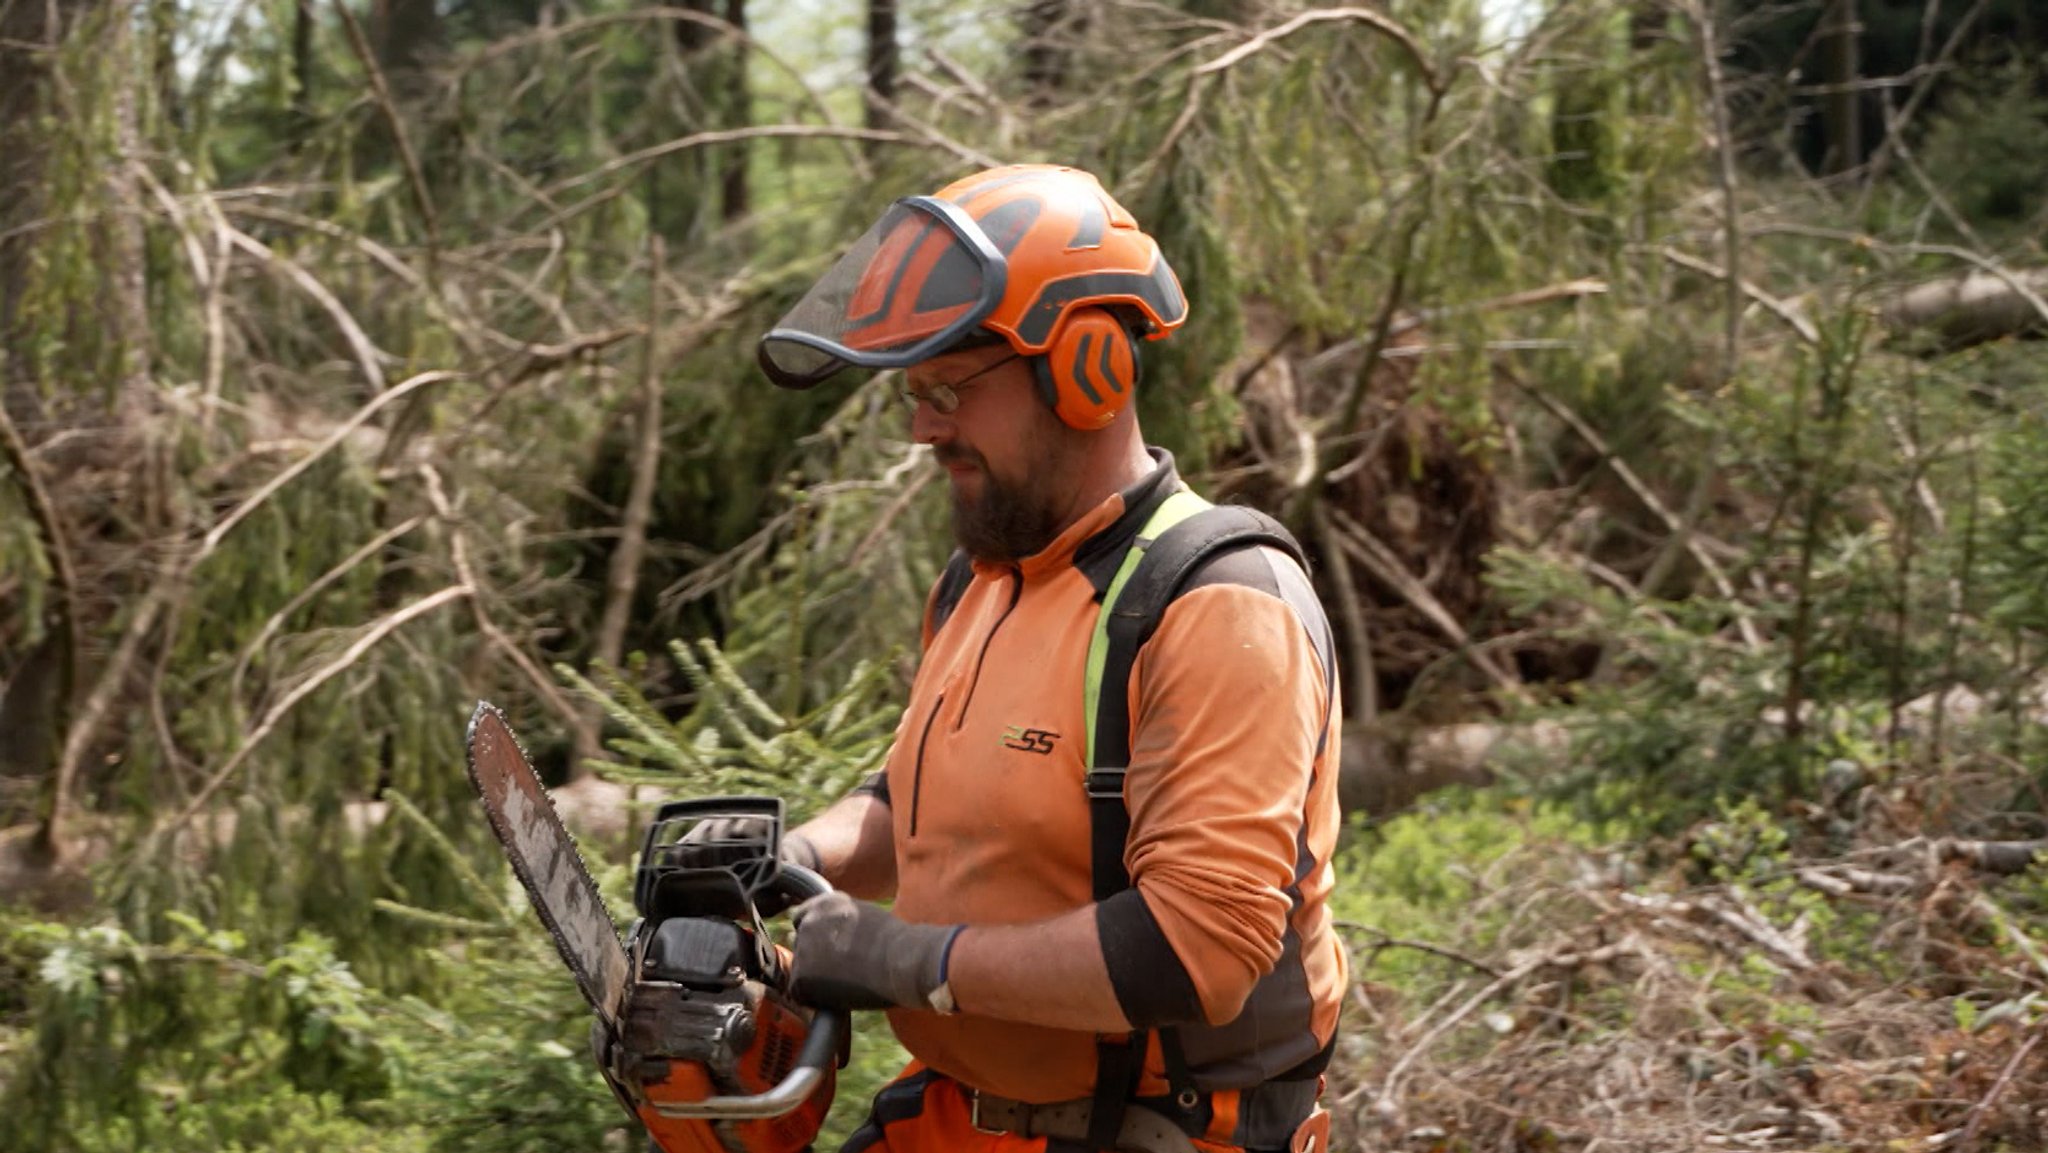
top-left (968, 1090), bottom-right (1008, 1138)
top-left (1084, 768), bottom-right (1126, 800)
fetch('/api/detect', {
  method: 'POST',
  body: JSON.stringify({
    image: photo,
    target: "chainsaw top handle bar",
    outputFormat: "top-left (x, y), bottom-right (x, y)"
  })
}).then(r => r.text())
top-left (648, 861), bottom-right (847, 1121)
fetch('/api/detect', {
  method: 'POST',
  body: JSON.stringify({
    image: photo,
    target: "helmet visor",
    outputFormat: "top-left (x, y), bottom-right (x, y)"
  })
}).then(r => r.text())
top-left (759, 197), bottom-right (1008, 389)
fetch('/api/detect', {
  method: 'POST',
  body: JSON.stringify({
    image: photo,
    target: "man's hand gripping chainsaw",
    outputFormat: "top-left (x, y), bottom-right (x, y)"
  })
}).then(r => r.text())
top-left (466, 703), bottom-right (845, 1153)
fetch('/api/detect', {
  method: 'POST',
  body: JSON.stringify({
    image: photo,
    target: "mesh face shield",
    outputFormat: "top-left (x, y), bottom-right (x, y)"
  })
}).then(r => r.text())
top-left (758, 197), bottom-right (1009, 390)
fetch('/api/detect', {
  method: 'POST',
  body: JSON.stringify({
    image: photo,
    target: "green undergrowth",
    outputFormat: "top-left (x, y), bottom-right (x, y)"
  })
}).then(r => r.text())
top-left (0, 902), bottom-right (615, 1153)
top-left (0, 869), bottom-right (910, 1153)
top-left (1331, 789), bottom-right (1625, 991)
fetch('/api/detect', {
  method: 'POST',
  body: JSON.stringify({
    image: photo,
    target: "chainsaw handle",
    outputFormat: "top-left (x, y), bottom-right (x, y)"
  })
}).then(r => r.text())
top-left (646, 1010), bottom-right (845, 1119)
top-left (648, 863), bottom-right (848, 1121)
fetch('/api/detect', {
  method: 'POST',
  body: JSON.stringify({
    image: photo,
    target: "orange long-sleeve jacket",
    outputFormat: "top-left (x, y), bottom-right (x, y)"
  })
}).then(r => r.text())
top-left (868, 451), bottom-right (1346, 1105)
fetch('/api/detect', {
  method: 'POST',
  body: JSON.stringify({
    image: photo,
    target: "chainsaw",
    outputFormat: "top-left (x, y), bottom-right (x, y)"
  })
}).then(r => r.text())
top-left (465, 702), bottom-right (845, 1153)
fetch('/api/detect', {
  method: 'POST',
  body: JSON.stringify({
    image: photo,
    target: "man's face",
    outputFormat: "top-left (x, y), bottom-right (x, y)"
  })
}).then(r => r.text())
top-left (905, 343), bottom-right (1085, 563)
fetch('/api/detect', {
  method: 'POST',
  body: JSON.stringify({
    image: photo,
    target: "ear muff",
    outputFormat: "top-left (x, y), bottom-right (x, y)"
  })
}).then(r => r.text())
top-left (1031, 309), bottom-right (1141, 430)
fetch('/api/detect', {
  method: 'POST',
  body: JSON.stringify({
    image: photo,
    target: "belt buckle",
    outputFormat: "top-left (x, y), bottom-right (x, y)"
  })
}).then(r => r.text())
top-left (969, 1090), bottom-right (1005, 1137)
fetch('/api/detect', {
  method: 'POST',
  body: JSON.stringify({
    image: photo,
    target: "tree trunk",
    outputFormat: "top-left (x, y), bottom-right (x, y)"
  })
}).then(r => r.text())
top-left (370, 0), bottom-right (442, 100)
top-left (1020, 0), bottom-right (1071, 104)
top-left (1, 0), bottom-right (158, 864)
top-left (573, 242), bottom-right (667, 777)
top-left (0, 0), bottom-right (64, 839)
top-left (1821, 0), bottom-right (1861, 176)
top-left (674, 0), bottom-right (717, 55)
top-left (293, 0), bottom-right (316, 139)
top-left (105, 0), bottom-right (153, 406)
top-left (865, 0), bottom-right (899, 150)
top-left (721, 0), bottom-right (748, 221)
top-left (0, 0), bottom-right (65, 368)
top-left (670, 0), bottom-right (747, 225)
top-left (151, 0), bottom-right (179, 131)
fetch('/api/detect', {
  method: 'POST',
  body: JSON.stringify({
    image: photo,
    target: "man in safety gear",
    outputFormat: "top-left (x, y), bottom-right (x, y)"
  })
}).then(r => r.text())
top-left (758, 164), bottom-right (1346, 1153)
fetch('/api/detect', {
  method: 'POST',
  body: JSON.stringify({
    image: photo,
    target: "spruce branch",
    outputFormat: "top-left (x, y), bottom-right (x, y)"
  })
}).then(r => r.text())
top-left (371, 901), bottom-right (515, 937)
top-left (229, 513), bottom-right (429, 704)
top-left (557, 661), bottom-right (698, 774)
top-left (156, 583), bottom-right (473, 841)
top-left (380, 788), bottom-right (511, 920)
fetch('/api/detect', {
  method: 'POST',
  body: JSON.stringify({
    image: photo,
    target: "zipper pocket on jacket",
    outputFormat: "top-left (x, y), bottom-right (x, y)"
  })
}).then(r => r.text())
top-left (907, 692), bottom-right (946, 837)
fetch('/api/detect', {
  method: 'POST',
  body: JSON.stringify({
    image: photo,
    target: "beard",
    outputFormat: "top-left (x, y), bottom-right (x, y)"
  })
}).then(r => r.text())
top-left (937, 444), bottom-right (1068, 563)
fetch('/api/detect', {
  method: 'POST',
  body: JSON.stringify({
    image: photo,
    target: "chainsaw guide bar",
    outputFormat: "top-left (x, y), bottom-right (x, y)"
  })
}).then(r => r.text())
top-left (465, 701), bottom-right (631, 1028)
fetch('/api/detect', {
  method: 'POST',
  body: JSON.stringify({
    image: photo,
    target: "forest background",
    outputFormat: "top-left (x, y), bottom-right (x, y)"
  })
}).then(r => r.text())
top-left (5, 0), bottom-right (2048, 1148)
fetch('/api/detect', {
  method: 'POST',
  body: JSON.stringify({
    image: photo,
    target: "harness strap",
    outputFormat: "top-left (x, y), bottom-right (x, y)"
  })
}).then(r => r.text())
top-left (1082, 497), bottom-right (1312, 1145)
top-left (927, 549), bottom-right (976, 637)
top-left (1085, 499), bottom-right (1310, 897)
top-left (1088, 1034), bottom-right (1144, 1151)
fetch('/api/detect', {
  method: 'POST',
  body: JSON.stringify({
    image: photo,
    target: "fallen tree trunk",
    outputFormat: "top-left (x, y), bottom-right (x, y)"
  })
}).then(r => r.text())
top-left (1338, 719), bottom-right (1566, 818)
top-left (1881, 269), bottom-right (2048, 353)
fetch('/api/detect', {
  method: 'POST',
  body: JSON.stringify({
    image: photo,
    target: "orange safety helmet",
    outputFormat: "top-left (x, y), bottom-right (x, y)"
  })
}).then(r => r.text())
top-left (758, 165), bottom-right (1188, 430)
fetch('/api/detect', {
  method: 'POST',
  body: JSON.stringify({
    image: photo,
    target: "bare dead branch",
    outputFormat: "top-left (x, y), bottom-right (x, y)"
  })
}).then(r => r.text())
top-left (223, 225), bottom-right (390, 390)
top-left (1338, 920), bottom-right (1502, 978)
top-left (1954, 1023), bottom-right (2045, 1149)
top-left (1796, 865), bottom-right (1917, 897)
top-left (1500, 371), bottom-right (1765, 651)
top-left (333, 0), bottom-right (439, 246)
top-left (199, 371), bottom-right (463, 561)
top-left (1313, 504), bottom-right (1380, 723)
top-left (221, 202), bottom-right (499, 359)
top-left (1301, 277), bottom-right (1609, 373)
top-left (458, 6), bottom-right (868, 181)
top-left (860, 95), bottom-right (1004, 170)
top-left (1197, 7), bottom-right (1436, 87)
top-left (1858, 0), bottom-right (1993, 194)
top-left (847, 453), bottom-right (937, 569)
top-left (499, 326), bottom-right (645, 384)
top-left (1322, 504), bottom-right (1528, 702)
top-left (418, 464), bottom-right (589, 752)
top-left (542, 124), bottom-right (953, 200)
top-left (1657, 246), bottom-right (1821, 345)
top-left (229, 514), bottom-right (430, 704)
top-left (1353, 934), bottom-right (1646, 1126)
top-left (1618, 890), bottom-right (1845, 999)
top-left (1138, 7), bottom-right (1441, 181)
top-left (159, 583), bottom-right (473, 838)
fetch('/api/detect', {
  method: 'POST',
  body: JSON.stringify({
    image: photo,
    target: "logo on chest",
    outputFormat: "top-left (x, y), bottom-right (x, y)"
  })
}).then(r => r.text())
top-left (999, 725), bottom-right (1061, 756)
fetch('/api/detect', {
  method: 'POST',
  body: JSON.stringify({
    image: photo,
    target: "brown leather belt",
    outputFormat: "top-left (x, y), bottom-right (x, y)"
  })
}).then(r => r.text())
top-left (968, 1091), bottom-right (1200, 1153)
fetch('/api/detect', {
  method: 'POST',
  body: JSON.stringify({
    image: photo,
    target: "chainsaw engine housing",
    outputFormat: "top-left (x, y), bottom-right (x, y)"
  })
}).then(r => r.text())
top-left (591, 799), bottom-right (838, 1153)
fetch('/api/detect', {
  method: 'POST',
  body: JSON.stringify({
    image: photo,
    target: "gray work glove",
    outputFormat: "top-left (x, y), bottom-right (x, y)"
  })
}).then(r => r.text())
top-left (790, 892), bottom-right (962, 1012)
top-left (677, 816), bottom-right (821, 872)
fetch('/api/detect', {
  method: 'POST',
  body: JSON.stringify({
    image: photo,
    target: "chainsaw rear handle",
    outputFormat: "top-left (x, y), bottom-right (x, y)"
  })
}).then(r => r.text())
top-left (648, 862), bottom-right (847, 1120)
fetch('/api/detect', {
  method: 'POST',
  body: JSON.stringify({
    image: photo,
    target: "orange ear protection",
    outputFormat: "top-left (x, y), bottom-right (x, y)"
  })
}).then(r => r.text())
top-left (1033, 309), bottom-right (1141, 430)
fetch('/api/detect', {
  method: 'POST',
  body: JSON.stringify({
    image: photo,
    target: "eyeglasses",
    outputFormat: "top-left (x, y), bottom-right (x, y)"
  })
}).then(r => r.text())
top-left (899, 353), bottom-right (1021, 415)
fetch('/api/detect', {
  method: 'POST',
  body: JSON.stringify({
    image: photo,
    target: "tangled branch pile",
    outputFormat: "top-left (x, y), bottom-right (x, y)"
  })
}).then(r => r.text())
top-left (1333, 774), bottom-right (2048, 1152)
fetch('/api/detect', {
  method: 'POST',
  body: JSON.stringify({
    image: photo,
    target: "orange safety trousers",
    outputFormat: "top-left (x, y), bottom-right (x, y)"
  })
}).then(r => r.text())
top-left (836, 1065), bottom-right (1257, 1153)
